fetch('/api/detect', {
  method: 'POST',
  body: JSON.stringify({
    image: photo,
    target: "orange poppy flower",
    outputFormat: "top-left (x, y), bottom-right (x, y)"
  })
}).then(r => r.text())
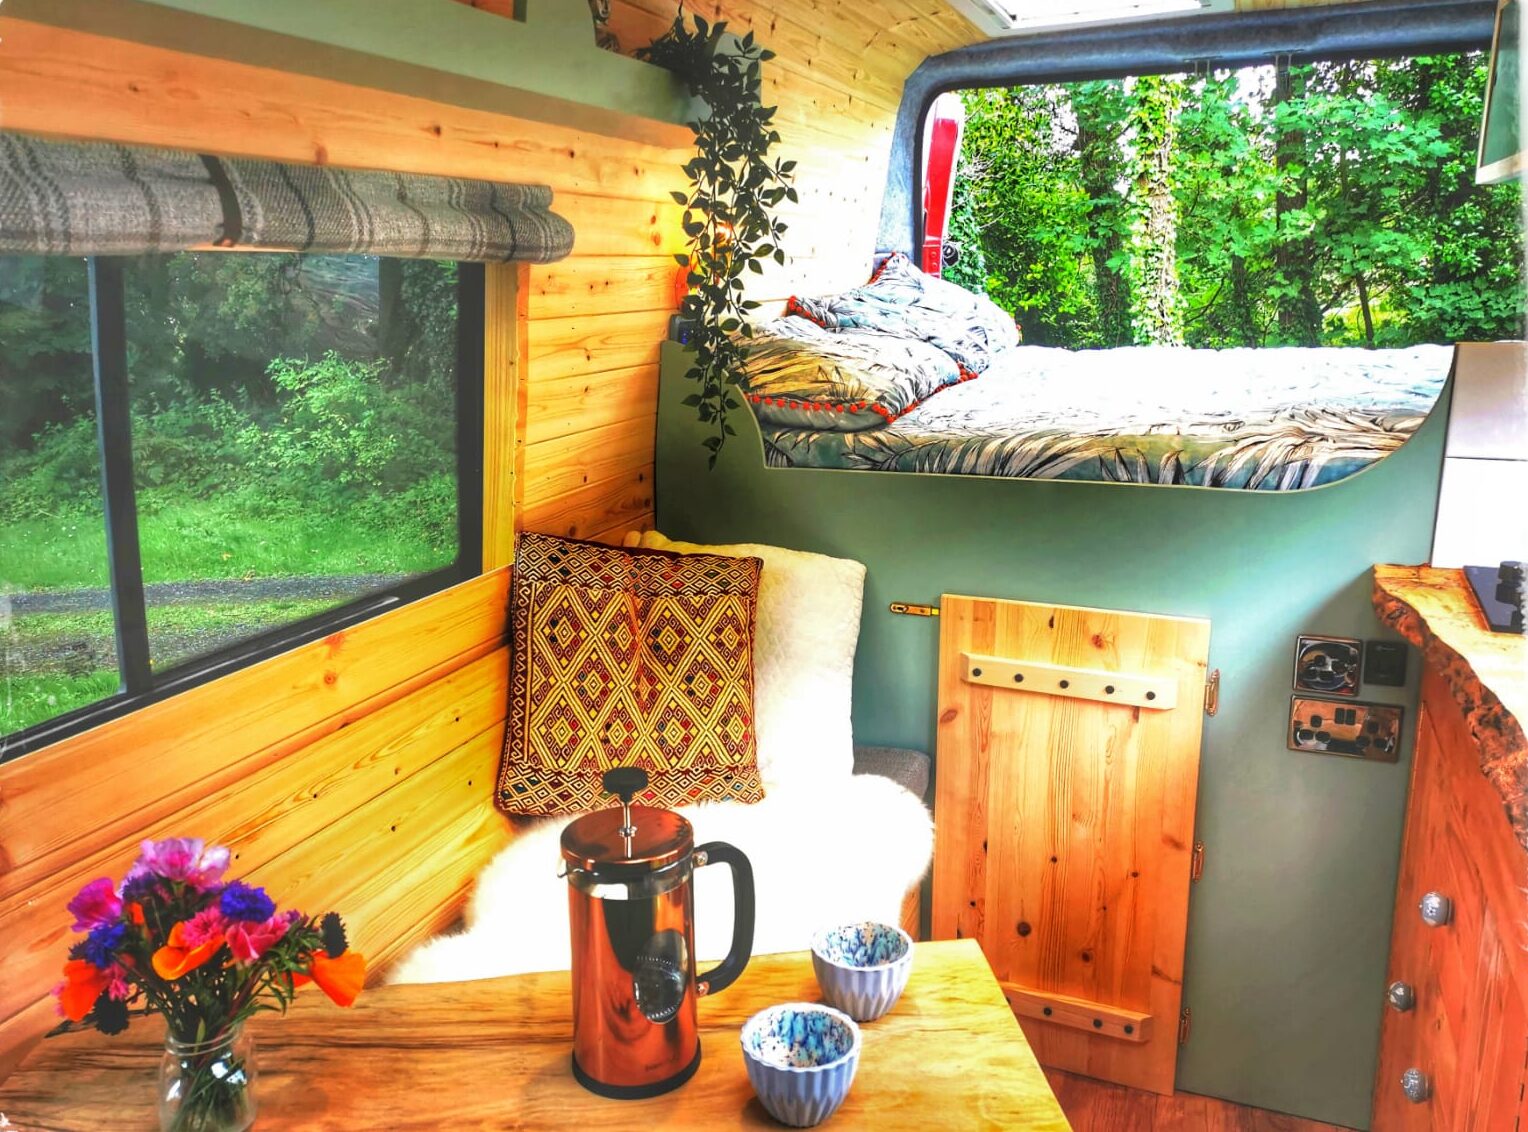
top-left (56, 958), bottom-right (111, 1022)
top-left (151, 921), bottom-right (222, 981)
top-left (308, 950), bottom-right (366, 1007)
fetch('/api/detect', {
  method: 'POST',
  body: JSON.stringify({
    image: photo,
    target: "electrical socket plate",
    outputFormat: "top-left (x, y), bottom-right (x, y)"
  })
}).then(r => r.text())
top-left (1288, 696), bottom-right (1403, 762)
top-left (1293, 634), bottom-right (1362, 697)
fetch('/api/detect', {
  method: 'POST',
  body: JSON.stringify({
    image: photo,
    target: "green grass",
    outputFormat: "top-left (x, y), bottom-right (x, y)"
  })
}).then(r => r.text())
top-left (0, 670), bottom-right (121, 736)
top-left (1, 487), bottom-right (454, 738)
top-left (1, 491), bottom-right (454, 591)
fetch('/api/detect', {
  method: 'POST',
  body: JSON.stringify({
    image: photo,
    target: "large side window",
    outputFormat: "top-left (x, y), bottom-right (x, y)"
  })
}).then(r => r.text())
top-left (938, 52), bottom-right (1525, 348)
top-left (0, 253), bottom-right (484, 757)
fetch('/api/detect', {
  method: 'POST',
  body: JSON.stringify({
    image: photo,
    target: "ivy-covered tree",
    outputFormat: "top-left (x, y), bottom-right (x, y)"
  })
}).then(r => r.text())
top-left (950, 51), bottom-right (1525, 350)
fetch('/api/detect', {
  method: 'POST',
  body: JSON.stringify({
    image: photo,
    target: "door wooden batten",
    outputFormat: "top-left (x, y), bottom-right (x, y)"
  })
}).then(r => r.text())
top-left (932, 594), bottom-right (1211, 1095)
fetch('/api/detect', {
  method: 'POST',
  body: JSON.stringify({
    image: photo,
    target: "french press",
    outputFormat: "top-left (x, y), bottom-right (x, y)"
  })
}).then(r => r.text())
top-left (560, 766), bottom-right (755, 1099)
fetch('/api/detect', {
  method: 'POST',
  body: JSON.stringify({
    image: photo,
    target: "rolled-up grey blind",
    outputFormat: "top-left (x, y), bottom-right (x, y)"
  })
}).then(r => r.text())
top-left (0, 131), bottom-right (574, 263)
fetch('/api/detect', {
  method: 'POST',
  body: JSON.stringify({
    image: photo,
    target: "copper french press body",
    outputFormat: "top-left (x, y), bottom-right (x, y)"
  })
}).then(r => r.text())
top-left (560, 767), bottom-right (755, 1098)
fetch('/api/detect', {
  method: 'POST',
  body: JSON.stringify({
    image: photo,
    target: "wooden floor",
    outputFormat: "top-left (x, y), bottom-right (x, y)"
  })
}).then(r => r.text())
top-left (1045, 1070), bottom-right (1358, 1132)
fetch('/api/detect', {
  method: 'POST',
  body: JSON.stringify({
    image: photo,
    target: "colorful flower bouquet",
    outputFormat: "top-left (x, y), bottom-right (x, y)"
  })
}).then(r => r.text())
top-left (52, 837), bottom-right (365, 1132)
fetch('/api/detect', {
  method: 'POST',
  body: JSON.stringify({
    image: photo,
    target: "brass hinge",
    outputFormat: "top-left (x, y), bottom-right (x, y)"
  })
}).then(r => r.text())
top-left (1204, 669), bottom-right (1220, 716)
top-left (1190, 840), bottom-right (1205, 883)
top-left (1178, 1006), bottom-right (1192, 1047)
top-left (889, 602), bottom-right (940, 617)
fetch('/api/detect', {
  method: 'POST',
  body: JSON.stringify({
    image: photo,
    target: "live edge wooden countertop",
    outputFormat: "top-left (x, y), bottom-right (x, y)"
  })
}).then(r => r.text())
top-left (0, 939), bottom-right (1069, 1131)
top-left (1373, 564), bottom-right (1528, 849)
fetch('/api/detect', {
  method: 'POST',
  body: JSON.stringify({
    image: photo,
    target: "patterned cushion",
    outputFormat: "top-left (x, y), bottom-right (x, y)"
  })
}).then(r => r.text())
top-left (633, 531), bottom-right (865, 792)
top-left (496, 532), bottom-right (766, 815)
top-left (787, 252), bottom-right (1020, 375)
top-left (742, 316), bottom-right (970, 432)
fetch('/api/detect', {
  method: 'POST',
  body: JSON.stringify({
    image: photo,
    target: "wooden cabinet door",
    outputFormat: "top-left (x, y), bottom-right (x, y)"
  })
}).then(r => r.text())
top-left (932, 594), bottom-right (1211, 1095)
top-left (1374, 676), bottom-right (1528, 1131)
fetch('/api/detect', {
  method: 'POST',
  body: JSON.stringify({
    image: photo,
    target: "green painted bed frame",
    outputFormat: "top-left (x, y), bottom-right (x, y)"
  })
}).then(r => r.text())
top-left (654, 341), bottom-right (1452, 1130)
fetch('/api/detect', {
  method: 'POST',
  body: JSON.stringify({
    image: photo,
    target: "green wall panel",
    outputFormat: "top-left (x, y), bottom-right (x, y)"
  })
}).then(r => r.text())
top-left (653, 343), bottom-right (1450, 1129)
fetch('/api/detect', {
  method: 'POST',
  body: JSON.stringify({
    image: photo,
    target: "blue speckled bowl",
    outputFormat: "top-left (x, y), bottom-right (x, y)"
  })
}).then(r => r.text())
top-left (740, 1003), bottom-right (861, 1127)
top-left (811, 922), bottom-right (914, 1022)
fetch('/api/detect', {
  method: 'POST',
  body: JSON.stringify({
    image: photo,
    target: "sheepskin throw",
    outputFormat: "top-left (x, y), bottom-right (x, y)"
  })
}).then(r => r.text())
top-left (394, 774), bottom-right (933, 985)
top-left (495, 533), bottom-right (766, 815)
top-left (0, 131), bottom-right (573, 263)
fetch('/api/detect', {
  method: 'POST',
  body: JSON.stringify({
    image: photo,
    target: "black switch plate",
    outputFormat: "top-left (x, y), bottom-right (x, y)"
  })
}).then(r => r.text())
top-left (1364, 640), bottom-right (1408, 687)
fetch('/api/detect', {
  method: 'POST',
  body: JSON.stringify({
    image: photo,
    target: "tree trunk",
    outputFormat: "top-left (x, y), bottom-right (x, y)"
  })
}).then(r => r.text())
top-left (1273, 60), bottom-right (1323, 346)
top-left (1127, 75), bottom-right (1183, 346)
top-left (377, 258), bottom-right (409, 371)
top-left (1073, 84), bottom-right (1132, 347)
top-left (1355, 273), bottom-right (1376, 346)
top-left (1229, 248), bottom-right (1259, 346)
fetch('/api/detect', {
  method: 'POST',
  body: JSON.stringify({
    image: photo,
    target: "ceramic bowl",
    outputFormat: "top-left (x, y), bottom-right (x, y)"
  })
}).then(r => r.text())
top-left (740, 1002), bottom-right (861, 1127)
top-left (811, 922), bottom-right (914, 1022)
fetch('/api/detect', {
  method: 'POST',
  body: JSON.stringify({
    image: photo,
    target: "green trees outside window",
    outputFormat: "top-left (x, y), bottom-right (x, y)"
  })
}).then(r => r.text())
top-left (0, 252), bottom-right (470, 747)
top-left (944, 52), bottom-right (1525, 349)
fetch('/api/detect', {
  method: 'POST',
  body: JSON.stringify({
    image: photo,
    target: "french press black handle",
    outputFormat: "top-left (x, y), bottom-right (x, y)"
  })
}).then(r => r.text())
top-left (602, 766), bottom-right (648, 804)
top-left (693, 841), bottom-right (755, 998)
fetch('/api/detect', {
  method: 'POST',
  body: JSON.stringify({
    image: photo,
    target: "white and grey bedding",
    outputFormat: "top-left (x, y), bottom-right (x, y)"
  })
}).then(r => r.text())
top-left (744, 338), bottom-right (1452, 491)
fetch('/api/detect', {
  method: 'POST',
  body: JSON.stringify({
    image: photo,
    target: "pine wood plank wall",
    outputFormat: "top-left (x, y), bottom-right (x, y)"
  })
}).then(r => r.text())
top-left (0, 2), bottom-right (974, 1080)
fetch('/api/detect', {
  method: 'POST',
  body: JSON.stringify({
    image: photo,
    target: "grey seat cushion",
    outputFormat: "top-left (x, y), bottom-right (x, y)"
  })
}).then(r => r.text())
top-left (852, 745), bottom-right (930, 801)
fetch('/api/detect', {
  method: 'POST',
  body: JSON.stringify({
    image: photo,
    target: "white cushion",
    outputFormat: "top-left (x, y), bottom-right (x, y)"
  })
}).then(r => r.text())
top-left (633, 530), bottom-right (865, 791)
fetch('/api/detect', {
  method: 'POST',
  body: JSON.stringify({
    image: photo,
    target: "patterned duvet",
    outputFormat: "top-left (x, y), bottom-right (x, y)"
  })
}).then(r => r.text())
top-left (753, 343), bottom-right (1453, 491)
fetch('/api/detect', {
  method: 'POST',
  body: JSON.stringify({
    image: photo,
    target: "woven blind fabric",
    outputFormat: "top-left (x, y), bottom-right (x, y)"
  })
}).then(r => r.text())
top-left (0, 132), bottom-right (573, 263)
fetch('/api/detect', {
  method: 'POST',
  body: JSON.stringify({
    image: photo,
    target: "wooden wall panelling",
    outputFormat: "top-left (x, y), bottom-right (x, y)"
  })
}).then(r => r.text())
top-left (0, 649), bottom-right (511, 1033)
top-left (0, 569), bottom-right (509, 900)
top-left (0, 574), bottom-right (511, 1072)
top-left (484, 262), bottom-right (529, 571)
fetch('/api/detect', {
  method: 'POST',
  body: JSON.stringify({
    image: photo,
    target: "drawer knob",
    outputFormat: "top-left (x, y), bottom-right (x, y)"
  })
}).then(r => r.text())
top-left (1401, 1068), bottom-right (1431, 1103)
top-left (1418, 891), bottom-right (1452, 927)
top-left (1386, 980), bottom-right (1415, 1012)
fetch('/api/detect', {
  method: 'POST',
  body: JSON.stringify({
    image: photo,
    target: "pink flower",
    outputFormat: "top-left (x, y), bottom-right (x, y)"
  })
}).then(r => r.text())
top-left (105, 962), bottom-right (134, 1001)
top-left (179, 905), bottom-right (230, 949)
top-left (224, 910), bottom-right (298, 964)
top-left (126, 838), bottom-right (231, 890)
top-left (66, 878), bottom-right (123, 932)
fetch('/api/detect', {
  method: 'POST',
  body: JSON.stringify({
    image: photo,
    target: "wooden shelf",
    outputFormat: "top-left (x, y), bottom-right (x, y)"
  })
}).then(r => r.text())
top-left (1372, 563), bottom-right (1528, 849)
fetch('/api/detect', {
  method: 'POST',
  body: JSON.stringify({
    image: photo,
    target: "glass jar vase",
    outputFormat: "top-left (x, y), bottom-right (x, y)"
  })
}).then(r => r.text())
top-left (157, 1023), bottom-right (258, 1132)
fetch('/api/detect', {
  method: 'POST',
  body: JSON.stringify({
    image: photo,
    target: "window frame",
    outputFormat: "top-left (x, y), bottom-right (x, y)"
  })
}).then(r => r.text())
top-left (0, 255), bottom-right (487, 763)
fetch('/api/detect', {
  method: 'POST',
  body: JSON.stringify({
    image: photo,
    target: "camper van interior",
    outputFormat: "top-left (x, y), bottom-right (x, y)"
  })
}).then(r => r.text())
top-left (0, 0), bottom-right (1524, 1129)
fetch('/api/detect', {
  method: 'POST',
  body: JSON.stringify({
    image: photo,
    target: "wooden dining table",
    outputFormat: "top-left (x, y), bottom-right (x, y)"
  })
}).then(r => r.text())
top-left (0, 938), bottom-right (1070, 1130)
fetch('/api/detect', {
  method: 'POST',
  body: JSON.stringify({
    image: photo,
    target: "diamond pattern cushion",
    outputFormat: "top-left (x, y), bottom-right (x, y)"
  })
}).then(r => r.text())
top-left (495, 532), bottom-right (766, 815)
top-left (631, 531), bottom-right (865, 792)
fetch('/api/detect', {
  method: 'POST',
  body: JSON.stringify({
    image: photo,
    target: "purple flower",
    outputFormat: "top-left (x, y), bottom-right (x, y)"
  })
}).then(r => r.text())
top-left (81, 921), bottom-right (127, 969)
top-left (126, 838), bottom-right (230, 890)
top-left (219, 881), bottom-right (276, 923)
top-left (67, 878), bottom-right (123, 932)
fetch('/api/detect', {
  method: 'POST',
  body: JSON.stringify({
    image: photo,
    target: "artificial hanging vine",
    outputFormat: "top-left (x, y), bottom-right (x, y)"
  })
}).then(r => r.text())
top-left (639, 14), bottom-right (797, 464)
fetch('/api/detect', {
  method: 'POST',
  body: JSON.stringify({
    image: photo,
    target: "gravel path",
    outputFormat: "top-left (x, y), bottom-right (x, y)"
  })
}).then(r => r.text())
top-left (7, 573), bottom-right (408, 615)
top-left (4, 573), bottom-right (411, 674)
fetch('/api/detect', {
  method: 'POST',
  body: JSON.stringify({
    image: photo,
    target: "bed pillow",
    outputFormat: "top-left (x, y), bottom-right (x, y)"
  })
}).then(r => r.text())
top-left (788, 252), bottom-right (1019, 374)
top-left (742, 315), bottom-right (970, 431)
top-left (495, 532), bottom-right (767, 816)
top-left (629, 530), bottom-right (864, 792)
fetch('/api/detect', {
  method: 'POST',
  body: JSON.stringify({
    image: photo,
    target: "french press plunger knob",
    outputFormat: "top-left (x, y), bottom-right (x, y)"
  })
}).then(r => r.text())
top-left (603, 766), bottom-right (648, 855)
